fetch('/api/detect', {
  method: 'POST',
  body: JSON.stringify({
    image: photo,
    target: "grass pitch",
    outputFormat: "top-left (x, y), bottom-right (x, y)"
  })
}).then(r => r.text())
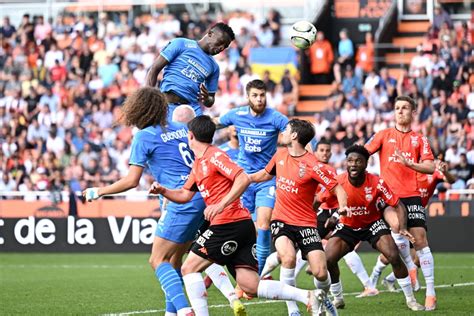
top-left (1, 252), bottom-right (473, 315)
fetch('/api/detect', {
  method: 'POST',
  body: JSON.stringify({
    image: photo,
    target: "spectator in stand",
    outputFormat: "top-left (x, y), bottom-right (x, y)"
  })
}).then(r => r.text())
top-left (433, 4), bottom-right (453, 32)
top-left (266, 9), bottom-right (282, 46)
top-left (1, 17), bottom-right (16, 39)
top-left (416, 68), bottom-right (433, 98)
top-left (257, 23), bottom-right (274, 48)
top-left (342, 65), bottom-right (362, 94)
top-left (355, 32), bottom-right (375, 79)
top-left (308, 31), bottom-right (334, 84)
top-left (334, 28), bottom-right (354, 83)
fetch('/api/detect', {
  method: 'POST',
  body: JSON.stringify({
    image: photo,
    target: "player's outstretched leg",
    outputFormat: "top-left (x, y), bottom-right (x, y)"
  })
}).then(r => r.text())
top-left (150, 238), bottom-right (193, 316)
top-left (343, 251), bottom-right (379, 297)
top-left (260, 251), bottom-right (280, 278)
top-left (204, 264), bottom-right (242, 310)
top-left (375, 234), bottom-right (424, 311)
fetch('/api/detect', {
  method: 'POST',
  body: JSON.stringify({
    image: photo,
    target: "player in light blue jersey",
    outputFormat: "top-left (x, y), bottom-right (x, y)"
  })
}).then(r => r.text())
top-left (216, 79), bottom-right (289, 276)
top-left (83, 88), bottom-right (198, 316)
top-left (146, 22), bottom-right (235, 118)
top-left (218, 125), bottom-right (239, 162)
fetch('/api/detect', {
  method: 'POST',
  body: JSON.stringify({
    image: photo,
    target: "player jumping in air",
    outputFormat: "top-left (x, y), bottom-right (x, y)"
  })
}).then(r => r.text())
top-left (146, 22), bottom-right (235, 117)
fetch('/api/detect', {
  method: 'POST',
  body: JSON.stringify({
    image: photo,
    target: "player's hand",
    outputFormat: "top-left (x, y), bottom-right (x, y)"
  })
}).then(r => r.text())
top-left (394, 148), bottom-right (413, 167)
top-left (324, 216), bottom-right (338, 230)
top-left (399, 229), bottom-right (415, 244)
top-left (149, 182), bottom-right (166, 195)
top-left (198, 83), bottom-right (209, 104)
top-left (82, 187), bottom-right (100, 202)
top-left (438, 161), bottom-right (448, 173)
top-left (338, 206), bottom-right (351, 217)
top-left (204, 202), bottom-right (224, 221)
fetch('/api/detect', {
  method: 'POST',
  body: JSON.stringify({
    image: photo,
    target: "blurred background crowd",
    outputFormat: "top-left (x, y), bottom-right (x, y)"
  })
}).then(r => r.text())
top-left (0, 6), bottom-right (472, 198)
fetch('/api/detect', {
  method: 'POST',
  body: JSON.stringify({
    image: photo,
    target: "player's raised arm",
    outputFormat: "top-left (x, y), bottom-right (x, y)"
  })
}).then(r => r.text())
top-left (198, 83), bottom-right (215, 107)
top-left (331, 184), bottom-right (349, 215)
top-left (149, 181), bottom-right (196, 204)
top-left (83, 165), bottom-right (143, 201)
top-left (438, 161), bottom-right (456, 184)
top-left (145, 55), bottom-right (169, 87)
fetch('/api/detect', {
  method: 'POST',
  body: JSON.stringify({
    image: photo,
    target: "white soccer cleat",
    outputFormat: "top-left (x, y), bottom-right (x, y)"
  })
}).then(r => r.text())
top-left (321, 293), bottom-right (338, 316)
top-left (332, 297), bottom-right (345, 309)
top-left (307, 289), bottom-right (324, 316)
top-left (381, 277), bottom-right (397, 292)
top-left (355, 287), bottom-right (379, 298)
top-left (406, 299), bottom-right (425, 311)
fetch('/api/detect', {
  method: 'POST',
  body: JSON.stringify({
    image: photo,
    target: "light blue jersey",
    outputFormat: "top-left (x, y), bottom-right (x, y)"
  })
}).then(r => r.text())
top-left (160, 38), bottom-right (220, 115)
top-left (218, 141), bottom-right (239, 162)
top-left (129, 121), bottom-right (204, 243)
top-left (219, 106), bottom-right (289, 173)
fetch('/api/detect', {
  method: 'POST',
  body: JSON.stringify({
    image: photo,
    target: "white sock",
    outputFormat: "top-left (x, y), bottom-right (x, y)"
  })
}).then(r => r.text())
top-left (314, 274), bottom-right (331, 293)
top-left (164, 312), bottom-right (177, 316)
top-left (343, 251), bottom-right (372, 288)
top-left (205, 264), bottom-right (237, 304)
top-left (417, 247), bottom-right (435, 297)
top-left (370, 255), bottom-right (387, 286)
top-left (294, 250), bottom-right (307, 277)
top-left (391, 232), bottom-right (417, 270)
top-left (182, 273), bottom-right (209, 316)
top-left (330, 281), bottom-right (343, 300)
top-left (261, 252), bottom-right (280, 278)
top-left (280, 267), bottom-right (300, 315)
top-left (257, 280), bottom-right (309, 305)
top-left (386, 272), bottom-right (396, 282)
top-left (396, 276), bottom-right (415, 302)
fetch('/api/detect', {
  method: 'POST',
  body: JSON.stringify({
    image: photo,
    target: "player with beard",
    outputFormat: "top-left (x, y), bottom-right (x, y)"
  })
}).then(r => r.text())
top-left (365, 96), bottom-right (437, 310)
top-left (146, 22), bottom-right (235, 118)
top-left (321, 145), bottom-right (425, 311)
top-left (215, 79), bottom-right (289, 279)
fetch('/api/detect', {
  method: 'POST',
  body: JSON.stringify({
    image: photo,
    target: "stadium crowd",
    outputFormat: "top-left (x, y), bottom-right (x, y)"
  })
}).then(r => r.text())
top-left (0, 8), bottom-right (473, 198)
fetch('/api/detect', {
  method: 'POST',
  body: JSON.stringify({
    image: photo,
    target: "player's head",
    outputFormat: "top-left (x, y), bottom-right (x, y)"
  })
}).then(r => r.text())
top-left (282, 119), bottom-right (315, 147)
top-left (315, 139), bottom-right (332, 163)
top-left (202, 22), bottom-right (235, 55)
top-left (188, 115), bottom-right (215, 144)
top-left (345, 145), bottom-right (370, 179)
top-left (246, 79), bottom-right (267, 114)
top-left (394, 95), bottom-right (417, 126)
top-left (121, 87), bottom-right (167, 129)
top-left (172, 104), bottom-right (196, 124)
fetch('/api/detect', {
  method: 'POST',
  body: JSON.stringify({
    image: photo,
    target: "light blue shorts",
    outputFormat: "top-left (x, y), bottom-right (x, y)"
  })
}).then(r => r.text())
top-left (242, 179), bottom-right (276, 221)
top-left (155, 197), bottom-right (205, 243)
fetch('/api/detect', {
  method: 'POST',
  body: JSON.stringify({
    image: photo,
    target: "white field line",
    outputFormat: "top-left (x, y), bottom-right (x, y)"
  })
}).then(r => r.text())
top-left (101, 281), bottom-right (474, 316)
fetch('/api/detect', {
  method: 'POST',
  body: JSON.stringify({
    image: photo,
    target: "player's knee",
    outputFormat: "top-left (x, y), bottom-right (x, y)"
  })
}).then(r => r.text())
top-left (386, 252), bottom-right (402, 267)
top-left (180, 262), bottom-right (193, 276)
top-left (280, 254), bottom-right (296, 268)
top-left (256, 221), bottom-right (270, 230)
top-left (313, 267), bottom-right (328, 280)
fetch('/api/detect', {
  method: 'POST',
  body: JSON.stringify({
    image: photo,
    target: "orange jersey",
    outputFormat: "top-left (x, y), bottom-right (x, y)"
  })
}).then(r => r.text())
top-left (265, 148), bottom-right (338, 227)
top-left (316, 163), bottom-right (339, 210)
top-left (184, 146), bottom-right (250, 225)
top-left (327, 172), bottom-right (399, 229)
top-left (417, 170), bottom-right (444, 207)
top-left (365, 128), bottom-right (434, 198)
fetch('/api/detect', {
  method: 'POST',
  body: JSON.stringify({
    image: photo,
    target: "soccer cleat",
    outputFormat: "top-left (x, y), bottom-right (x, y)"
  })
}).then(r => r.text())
top-left (425, 296), bottom-right (437, 311)
top-left (355, 287), bottom-right (379, 298)
top-left (231, 299), bottom-right (247, 316)
top-left (290, 312), bottom-right (302, 316)
top-left (203, 275), bottom-right (213, 289)
top-left (409, 268), bottom-right (420, 292)
top-left (406, 299), bottom-right (425, 311)
top-left (321, 294), bottom-right (338, 316)
top-left (332, 297), bottom-right (345, 309)
top-left (307, 289), bottom-right (324, 316)
top-left (381, 277), bottom-right (397, 292)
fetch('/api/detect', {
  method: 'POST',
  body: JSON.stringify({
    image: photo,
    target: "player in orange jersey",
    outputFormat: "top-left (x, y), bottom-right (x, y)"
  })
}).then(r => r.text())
top-left (365, 95), bottom-right (437, 310)
top-left (322, 145), bottom-right (424, 311)
top-left (149, 116), bottom-right (329, 316)
top-left (250, 119), bottom-right (348, 316)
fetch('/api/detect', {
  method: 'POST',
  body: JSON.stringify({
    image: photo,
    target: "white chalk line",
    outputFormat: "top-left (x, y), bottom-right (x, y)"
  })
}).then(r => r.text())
top-left (102, 281), bottom-right (474, 316)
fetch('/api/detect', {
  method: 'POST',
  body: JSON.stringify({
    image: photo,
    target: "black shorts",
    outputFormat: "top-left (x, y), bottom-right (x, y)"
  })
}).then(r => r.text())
top-left (270, 220), bottom-right (323, 260)
top-left (401, 196), bottom-right (427, 230)
top-left (191, 219), bottom-right (258, 272)
top-left (331, 218), bottom-right (391, 251)
top-left (316, 208), bottom-right (338, 239)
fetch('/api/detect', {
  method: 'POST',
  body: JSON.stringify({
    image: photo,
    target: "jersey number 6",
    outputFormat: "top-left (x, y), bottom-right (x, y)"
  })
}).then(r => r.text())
top-left (179, 142), bottom-right (194, 168)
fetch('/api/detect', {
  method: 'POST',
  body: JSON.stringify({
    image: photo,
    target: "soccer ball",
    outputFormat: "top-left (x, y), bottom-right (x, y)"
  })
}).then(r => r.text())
top-left (290, 21), bottom-right (317, 50)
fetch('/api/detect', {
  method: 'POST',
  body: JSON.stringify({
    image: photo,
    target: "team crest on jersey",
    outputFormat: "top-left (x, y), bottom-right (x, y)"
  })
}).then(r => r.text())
top-left (201, 160), bottom-right (208, 175)
top-left (364, 186), bottom-right (373, 202)
top-left (298, 162), bottom-right (306, 178)
top-left (410, 136), bottom-right (419, 147)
